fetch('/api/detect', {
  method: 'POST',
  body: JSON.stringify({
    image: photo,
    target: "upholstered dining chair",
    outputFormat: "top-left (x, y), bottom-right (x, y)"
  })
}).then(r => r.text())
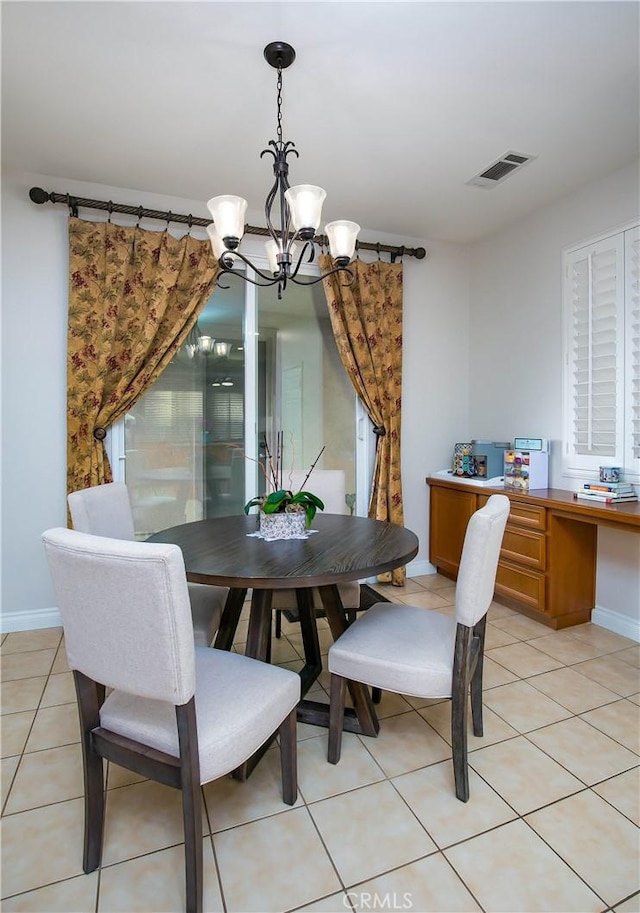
top-left (272, 469), bottom-right (362, 638)
top-left (68, 482), bottom-right (228, 647)
top-left (42, 528), bottom-right (299, 913)
top-left (326, 493), bottom-right (510, 802)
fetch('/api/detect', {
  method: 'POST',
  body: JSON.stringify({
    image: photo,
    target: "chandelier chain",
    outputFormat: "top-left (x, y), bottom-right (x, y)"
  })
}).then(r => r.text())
top-left (276, 65), bottom-right (284, 147)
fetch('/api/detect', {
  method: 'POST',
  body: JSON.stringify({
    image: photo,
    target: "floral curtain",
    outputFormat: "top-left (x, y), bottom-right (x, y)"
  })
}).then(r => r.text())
top-left (320, 255), bottom-right (405, 585)
top-left (67, 216), bottom-right (220, 496)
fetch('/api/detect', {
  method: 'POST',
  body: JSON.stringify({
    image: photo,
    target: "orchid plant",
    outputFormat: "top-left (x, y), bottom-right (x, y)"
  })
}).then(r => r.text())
top-left (243, 435), bottom-right (326, 527)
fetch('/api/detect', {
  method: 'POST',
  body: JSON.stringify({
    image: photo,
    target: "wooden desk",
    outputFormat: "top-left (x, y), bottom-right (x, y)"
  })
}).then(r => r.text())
top-left (426, 477), bottom-right (640, 629)
top-left (148, 514), bottom-right (419, 738)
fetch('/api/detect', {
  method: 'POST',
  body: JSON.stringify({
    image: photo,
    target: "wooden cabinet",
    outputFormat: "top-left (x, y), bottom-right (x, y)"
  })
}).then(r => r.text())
top-left (425, 478), bottom-right (629, 629)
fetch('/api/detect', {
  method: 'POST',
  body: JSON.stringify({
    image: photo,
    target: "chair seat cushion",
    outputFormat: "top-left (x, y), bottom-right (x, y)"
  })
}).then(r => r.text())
top-left (328, 602), bottom-right (457, 698)
top-left (271, 582), bottom-right (361, 611)
top-left (187, 582), bottom-right (227, 646)
top-left (100, 647), bottom-right (300, 783)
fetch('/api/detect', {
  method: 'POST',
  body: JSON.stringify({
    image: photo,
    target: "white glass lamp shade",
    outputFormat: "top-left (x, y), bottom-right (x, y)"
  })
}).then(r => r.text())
top-left (325, 220), bottom-right (360, 264)
top-left (265, 238), bottom-right (281, 275)
top-left (284, 185), bottom-right (326, 236)
top-left (214, 341), bottom-right (231, 358)
top-left (206, 224), bottom-right (232, 263)
top-left (206, 195), bottom-right (247, 247)
top-left (198, 335), bottom-right (215, 356)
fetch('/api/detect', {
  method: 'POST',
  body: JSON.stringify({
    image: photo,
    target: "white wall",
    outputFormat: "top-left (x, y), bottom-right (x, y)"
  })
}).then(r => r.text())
top-left (2, 169), bottom-right (467, 628)
top-left (467, 160), bottom-right (640, 639)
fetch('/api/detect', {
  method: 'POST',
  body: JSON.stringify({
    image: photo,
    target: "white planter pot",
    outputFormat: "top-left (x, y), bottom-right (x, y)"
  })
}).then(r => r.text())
top-left (259, 510), bottom-right (307, 540)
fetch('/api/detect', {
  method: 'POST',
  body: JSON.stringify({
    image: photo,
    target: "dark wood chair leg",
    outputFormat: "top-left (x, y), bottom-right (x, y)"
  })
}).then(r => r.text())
top-left (279, 708), bottom-right (297, 805)
top-left (372, 687), bottom-right (382, 704)
top-left (470, 616), bottom-right (487, 737)
top-left (328, 673), bottom-right (347, 763)
top-left (73, 671), bottom-right (105, 873)
top-left (275, 609), bottom-right (283, 639)
top-left (176, 700), bottom-right (203, 913)
top-left (451, 624), bottom-right (472, 802)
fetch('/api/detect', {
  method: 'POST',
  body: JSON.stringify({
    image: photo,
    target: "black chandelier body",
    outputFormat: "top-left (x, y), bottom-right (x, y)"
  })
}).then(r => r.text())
top-left (207, 42), bottom-right (360, 297)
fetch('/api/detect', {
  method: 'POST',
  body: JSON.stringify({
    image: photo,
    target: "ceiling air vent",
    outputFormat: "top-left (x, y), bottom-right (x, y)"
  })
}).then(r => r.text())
top-left (467, 151), bottom-right (537, 188)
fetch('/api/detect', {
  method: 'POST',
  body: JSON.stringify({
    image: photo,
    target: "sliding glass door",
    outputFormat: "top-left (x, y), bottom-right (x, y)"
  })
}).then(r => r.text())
top-left (118, 269), bottom-right (358, 537)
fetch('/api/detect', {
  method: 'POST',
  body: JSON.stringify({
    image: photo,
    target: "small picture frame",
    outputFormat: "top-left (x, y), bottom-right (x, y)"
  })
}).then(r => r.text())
top-left (599, 466), bottom-right (620, 483)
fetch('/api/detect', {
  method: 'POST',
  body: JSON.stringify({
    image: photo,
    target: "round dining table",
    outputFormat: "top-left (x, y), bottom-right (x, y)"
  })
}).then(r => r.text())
top-left (148, 513), bottom-right (419, 774)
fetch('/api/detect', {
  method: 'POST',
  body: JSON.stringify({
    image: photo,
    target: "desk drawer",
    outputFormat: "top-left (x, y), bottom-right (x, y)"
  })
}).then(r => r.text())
top-left (507, 501), bottom-right (546, 531)
top-left (501, 526), bottom-right (546, 570)
top-left (495, 561), bottom-right (545, 612)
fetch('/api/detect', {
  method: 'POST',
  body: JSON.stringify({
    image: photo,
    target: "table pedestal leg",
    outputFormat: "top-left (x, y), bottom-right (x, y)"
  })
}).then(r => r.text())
top-left (212, 588), bottom-right (247, 651)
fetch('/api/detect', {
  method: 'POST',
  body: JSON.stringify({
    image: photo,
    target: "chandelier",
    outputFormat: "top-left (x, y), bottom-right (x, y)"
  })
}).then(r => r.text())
top-left (206, 42), bottom-right (360, 296)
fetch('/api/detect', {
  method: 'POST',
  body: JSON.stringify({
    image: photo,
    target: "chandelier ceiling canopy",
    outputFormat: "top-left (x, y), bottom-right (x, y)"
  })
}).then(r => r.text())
top-left (206, 42), bottom-right (360, 297)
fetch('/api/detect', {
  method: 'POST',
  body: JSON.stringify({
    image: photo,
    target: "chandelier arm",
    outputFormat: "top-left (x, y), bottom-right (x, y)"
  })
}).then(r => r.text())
top-left (288, 240), bottom-right (316, 280)
top-left (217, 249), bottom-right (282, 285)
top-left (290, 263), bottom-right (355, 288)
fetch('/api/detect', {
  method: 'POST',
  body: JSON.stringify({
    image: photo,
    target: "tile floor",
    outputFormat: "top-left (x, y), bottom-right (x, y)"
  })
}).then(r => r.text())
top-left (1, 574), bottom-right (639, 913)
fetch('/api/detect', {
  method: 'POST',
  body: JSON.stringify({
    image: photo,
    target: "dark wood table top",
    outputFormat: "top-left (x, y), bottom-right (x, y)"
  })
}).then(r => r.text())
top-left (148, 513), bottom-right (419, 589)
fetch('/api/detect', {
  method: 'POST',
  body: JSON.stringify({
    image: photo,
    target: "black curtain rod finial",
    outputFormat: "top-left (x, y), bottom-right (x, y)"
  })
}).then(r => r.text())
top-left (29, 187), bottom-right (50, 204)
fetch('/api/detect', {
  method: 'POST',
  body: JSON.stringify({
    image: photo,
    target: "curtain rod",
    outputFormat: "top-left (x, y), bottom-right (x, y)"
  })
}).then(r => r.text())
top-left (29, 187), bottom-right (427, 262)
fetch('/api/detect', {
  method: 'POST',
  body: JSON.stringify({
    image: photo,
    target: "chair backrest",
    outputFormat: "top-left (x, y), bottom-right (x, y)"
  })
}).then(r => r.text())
top-left (285, 469), bottom-right (347, 515)
top-left (455, 494), bottom-right (510, 628)
top-left (68, 482), bottom-right (136, 541)
top-left (42, 527), bottom-right (196, 705)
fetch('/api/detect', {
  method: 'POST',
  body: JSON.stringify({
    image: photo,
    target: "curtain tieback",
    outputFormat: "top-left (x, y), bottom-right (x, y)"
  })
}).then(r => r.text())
top-left (372, 424), bottom-right (386, 437)
top-left (93, 427), bottom-right (107, 441)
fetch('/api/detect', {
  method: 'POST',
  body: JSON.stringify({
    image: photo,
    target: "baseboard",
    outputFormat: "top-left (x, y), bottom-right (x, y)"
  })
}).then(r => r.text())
top-left (407, 559), bottom-right (437, 578)
top-left (1, 606), bottom-right (62, 634)
top-left (591, 605), bottom-right (640, 643)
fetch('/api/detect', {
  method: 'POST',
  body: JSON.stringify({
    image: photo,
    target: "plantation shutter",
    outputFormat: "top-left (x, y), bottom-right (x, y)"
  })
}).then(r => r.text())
top-left (565, 234), bottom-right (625, 470)
top-left (625, 226), bottom-right (640, 469)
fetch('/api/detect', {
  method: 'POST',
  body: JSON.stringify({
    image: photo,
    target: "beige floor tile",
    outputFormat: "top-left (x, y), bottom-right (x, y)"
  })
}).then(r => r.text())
top-left (267, 635), bottom-right (301, 664)
top-left (614, 894), bottom-right (640, 913)
top-left (393, 760), bottom-right (516, 848)
top-left (418, 700), bottom-right (518, 750)
top-left (432, 583), bottom-right (457, 604)
top-left (40, 672), bottom-right (76, 708)
top-left (410, 573), bottom-right (454, 592)
top-left (593, 767), bottom-right (640, 825)
top-left (102, 779), bottom-right (202, 866)
top-left (51, 644), bottom-right (70, 674)
top-left (297, 732), bottom-right (384, 802)
top-left (1, 755), bottom-right (20, 809)
top-left (294, 892), bottom-right (353, 912)
top-left (4, 743), bottom-right (84, 814)
top-left (527, 716), bottom-right (638, 785)
top-left (359, 689), bottom-right (408, 720)
top-left (359, 710), bottom-right (451, 777)
top-left (529, 666), bottom-right (621, 713)
top-left (396, 590), bottom-right (451, 610)
top-left (482, 679), bottom-right (571, 732)
top-left (1, 710), bottom-right (36, 759)
top-left (616, 645), bottom-right (640, 668)
top-left (105, 761), bottom-right (147, 790)
top-left (629, 693), bottom-right (640, 706)
top-left (1, 677), bottom-right (47, 715)
top-left (468, 735), bottom-right (584, 813)
top-left (573, 654), bottom-right (640, 697)
top-left (309, 780), bottom-right (436, 887)
top-left (214, 806), bottom-right (341, 912)
top-left (485, 641), bottom-right (564, 677)
top-left (526, 789), bottom-right (640, 906)
top-left (0, 628), bottom-right (62, 655)
top-left (487, 601), bottom-right (519, 621)
top-left (484, 623), bottom-right (519, 649)
top-left (0, 797), bottom-right (85, 897)
top-left (482, 656), bottom-right (519, 689)
top-left (348, 852), bottom-right (482, 912)
top-left (373, 577), bottom-right (429, 595)
top-left (0, 650), bottom-right (56, 683)
top-left (490, 614), bottom-right (552, 641)
top-left (444, 818), bottom-right (603, 912)
top-left (581, 699), bottom-right (640, 754)
top-left (97, 840), bottom-right (223, 912)
top-left (529, 630), bottom-right (615, 664)
top-left (24, 702), bottom-right (80, 753)
top-left (1, 872), bottom-right (98, 912)
top-left (203, 745), bottom-right (302, 832)
top-left (569, 623), bottom-right (637, 653)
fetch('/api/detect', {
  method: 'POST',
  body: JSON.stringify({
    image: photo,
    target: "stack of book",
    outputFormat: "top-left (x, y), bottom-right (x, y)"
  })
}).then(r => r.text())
top-left (576, 481), bottom-right (638, 504)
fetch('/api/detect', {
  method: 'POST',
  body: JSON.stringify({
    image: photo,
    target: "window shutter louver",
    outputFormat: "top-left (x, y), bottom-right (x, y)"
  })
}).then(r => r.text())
top-left (625, 226), bottom-right (640, 469)
top-left (565, 234), bottom-right (625, 472)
